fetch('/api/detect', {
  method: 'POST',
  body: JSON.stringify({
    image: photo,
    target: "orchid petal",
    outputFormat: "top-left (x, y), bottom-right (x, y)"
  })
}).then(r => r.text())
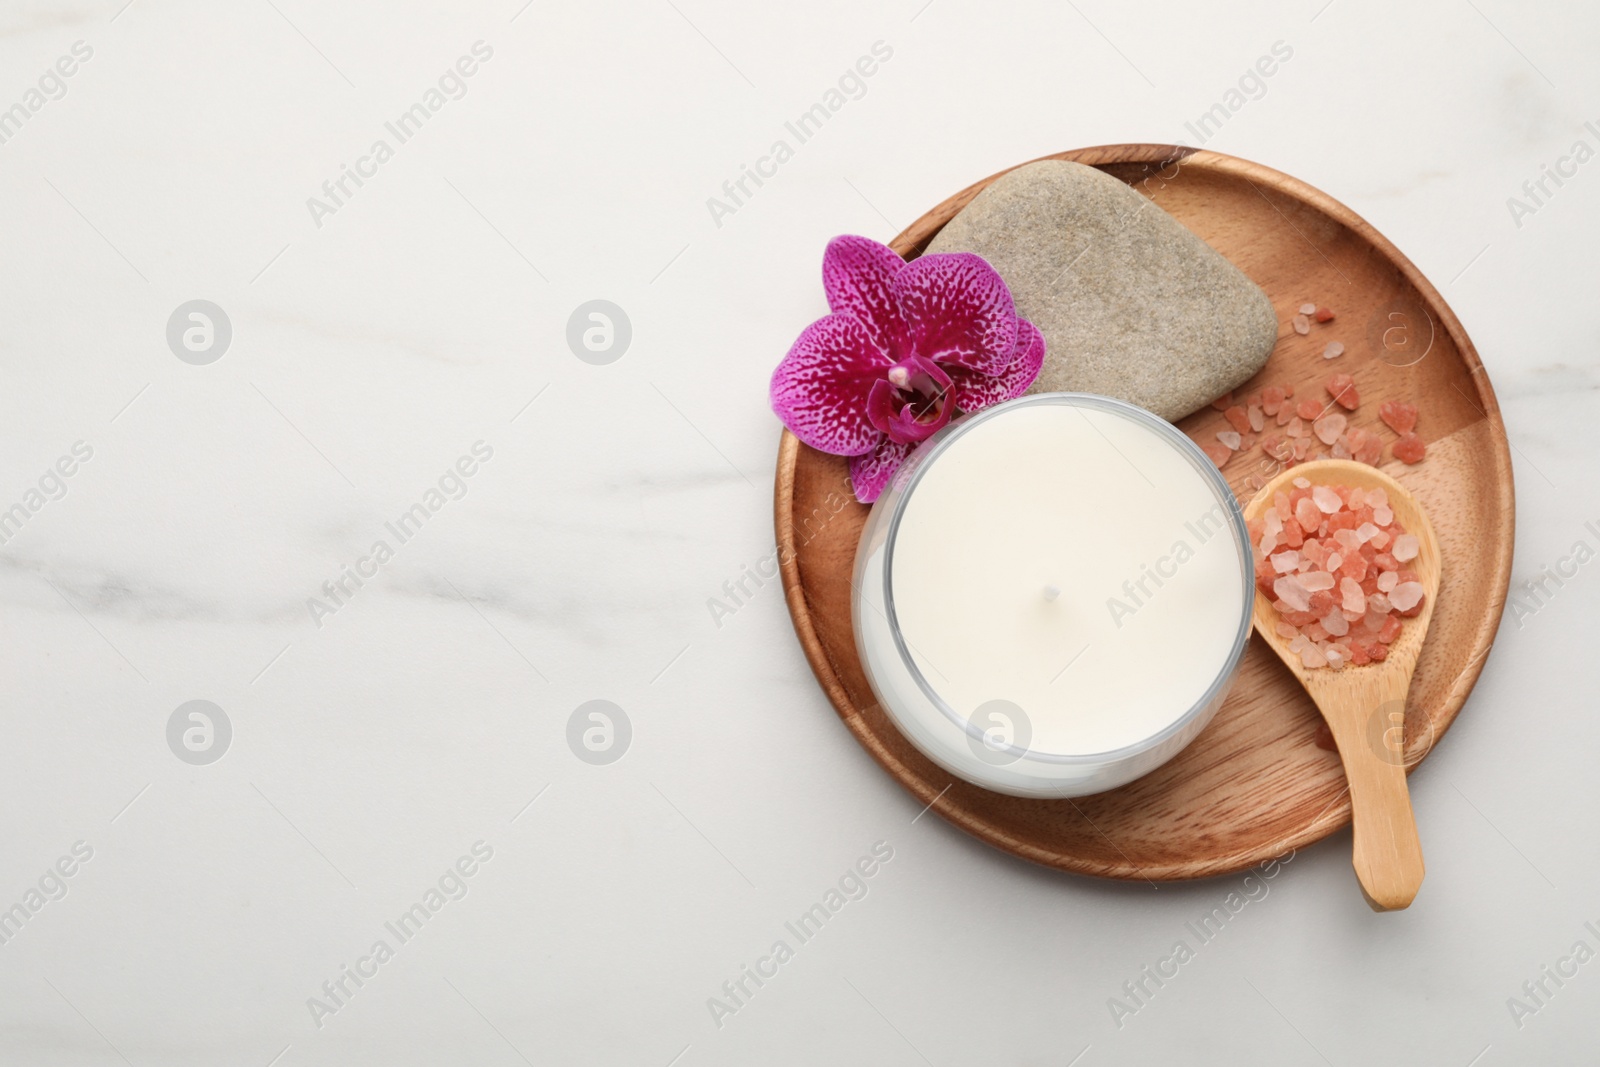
top-left (947, 317), bottom-right (1046, 412)
top-left (770, 313), bottom-right (891, 455)
top-left (823, 235), bottom-right (907, 358)
top-left (849, 437), bottom-right (914, 504)
top-left (892, 252), bottom-right (1017, 375)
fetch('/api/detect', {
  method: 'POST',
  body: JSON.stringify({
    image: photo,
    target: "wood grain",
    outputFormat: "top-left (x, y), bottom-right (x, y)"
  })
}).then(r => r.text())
top-left (774, 144), bottom-right (1515, 881)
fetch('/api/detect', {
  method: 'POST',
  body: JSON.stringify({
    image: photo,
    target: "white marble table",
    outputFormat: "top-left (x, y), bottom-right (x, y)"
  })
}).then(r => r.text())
top-left (2, 1), bottom-right (1596, 1063)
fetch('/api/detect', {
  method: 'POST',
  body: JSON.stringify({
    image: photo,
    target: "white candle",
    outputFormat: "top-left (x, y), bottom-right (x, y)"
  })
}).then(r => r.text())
top-left (853, 394), bottom-right (1251, 798)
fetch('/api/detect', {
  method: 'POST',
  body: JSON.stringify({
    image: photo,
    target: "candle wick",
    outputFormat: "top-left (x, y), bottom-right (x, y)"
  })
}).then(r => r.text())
top-left (1043, 584), bottom-right (1061, 601)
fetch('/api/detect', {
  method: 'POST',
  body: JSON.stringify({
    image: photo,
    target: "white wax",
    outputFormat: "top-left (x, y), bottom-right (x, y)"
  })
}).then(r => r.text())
top-left (886, 400), bottom-right (1245, 757)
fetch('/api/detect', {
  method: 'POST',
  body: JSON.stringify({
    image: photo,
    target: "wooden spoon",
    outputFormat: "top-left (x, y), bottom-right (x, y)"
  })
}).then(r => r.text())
top-left (1242, 459), bottom-right (1440, 911)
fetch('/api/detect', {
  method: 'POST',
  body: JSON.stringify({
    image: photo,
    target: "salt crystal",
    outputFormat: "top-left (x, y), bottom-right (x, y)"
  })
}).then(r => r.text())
top-left (1300, 570), bottom-right (1336, 591)
top-left (1368, 593), bottom-right (1392, 615)
top-left (1373, 505), bottom-right (1394, 526)
top-left (1264, 510), bottom-right (1283, 537)
top-left (1293, 477), bottom-right (1310, 489)
top-left (1271, 550), bottom-right (1300, 574)
top-left (1274, 576), bottom-right (1312, 611)
top-left (1325, 646), bottom-right (1347, 669)
top-left (1274, 491), bottom-right (1292, 520)
top-left (1300, 644), bottom-right (1327, 669)
top-left (1218, 430), bottom-right (1243, 451)
top-left (1331, 440), bottom-right (1352, 460)
top-left (1356, 522), bottom-right (1379, 544)
top-left (1261, 530), bottom-right (1278, 555)
top-left (1392, 533), bottom-right (1419, 562)
top-left (1312, 485), bottom-right (1342, 513)
top-left (1275, 621), bottom-right (1300, 639)
top-left (1293, 314), bottom-right (1311, 335)
top-left (1289, 634), bottom-right (1310, 654)
top-left (1389, 582), bottom-right (1424, 613)
top-left (1377, 571), bottom-right (1398, 592)
top-left (1313, 412), bottom-right (1348, 446)
top-left (1367, 487), bottom-right (1388, 508)
top-left (1295, 498), bottom-right (1320, 531)
top-left (1299, 302), bottom-right (1317, 315)
top-left (1341, 577), bottom-right (1366, 614)
top-left (1248, 405), bottom-right (1265, 432)
top-left (1322, 610), bottom-right (1350, 637)
top-left (1370, 530), bottom-right (1391, 550)
top-left (1325, 552), bottom-right (1343, 572)
top-left (1323, 341), bottom-right (1345, 359)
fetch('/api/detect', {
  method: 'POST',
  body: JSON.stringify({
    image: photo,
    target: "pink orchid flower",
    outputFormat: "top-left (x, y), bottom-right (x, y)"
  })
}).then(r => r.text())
top-left (771, 235), bottom-right (1045, 502)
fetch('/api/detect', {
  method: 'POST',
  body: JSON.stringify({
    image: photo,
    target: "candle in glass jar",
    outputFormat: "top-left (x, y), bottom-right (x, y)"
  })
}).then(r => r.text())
top-left (853, 394), bottom-right (1252, 798)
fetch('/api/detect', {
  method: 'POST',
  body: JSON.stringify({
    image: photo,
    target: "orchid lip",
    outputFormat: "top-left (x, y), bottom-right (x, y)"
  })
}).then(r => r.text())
top-left (868, 357), bottom-right (953, 444)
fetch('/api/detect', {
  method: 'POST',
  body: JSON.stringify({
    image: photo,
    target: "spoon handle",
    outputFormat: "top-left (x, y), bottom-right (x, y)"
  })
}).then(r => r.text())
top-left (1317, 671), bottom-right (1426, 911)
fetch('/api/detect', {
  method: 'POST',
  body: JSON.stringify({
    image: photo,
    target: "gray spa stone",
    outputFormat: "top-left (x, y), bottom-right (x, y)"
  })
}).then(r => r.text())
top-left (926, 160), bottom-right (1277, 421)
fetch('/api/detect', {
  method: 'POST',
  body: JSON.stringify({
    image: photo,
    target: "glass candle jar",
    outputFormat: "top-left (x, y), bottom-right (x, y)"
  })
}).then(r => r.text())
top-left (852, 393), bottom-right (1253, 798)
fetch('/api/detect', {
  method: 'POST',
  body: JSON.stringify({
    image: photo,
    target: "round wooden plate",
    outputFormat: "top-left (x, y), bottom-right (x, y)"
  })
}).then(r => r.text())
top-left (774, 144), bottom-right (1515, 880)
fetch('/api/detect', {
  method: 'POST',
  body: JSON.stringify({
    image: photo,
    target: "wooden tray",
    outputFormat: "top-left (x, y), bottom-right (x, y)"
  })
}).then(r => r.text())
top-left (774, 144), bottom-right (1514, 881)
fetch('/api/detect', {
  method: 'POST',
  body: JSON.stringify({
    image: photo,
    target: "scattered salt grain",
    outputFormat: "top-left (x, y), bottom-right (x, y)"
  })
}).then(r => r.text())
top-left (1217, 430), bottom-right (1242, 451)
top-left (1299, 302), bottom-right (1317, 315)
top-left (1293, 314), bottom-right (1311, 335)
top-left (1323, 341), bottom-right (1345, 359)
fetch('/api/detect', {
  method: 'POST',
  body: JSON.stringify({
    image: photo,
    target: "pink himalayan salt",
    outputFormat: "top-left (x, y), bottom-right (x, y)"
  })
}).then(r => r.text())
top-left (1312, 485), bottom-right (1342, 513)
top-left (1390, 581), bottom-right (1425, 613)
top-left (1275, 576), bottom-right (1312, 611)
top-left (1300, 570), bottom-right (1336, 592)
top-left (1393, 432), bottom-right (1426, 464)
top-left (1392, 533), bottom-right (1419, 562)
top-left (1254, 481), bottom-right (1425, 670)
top-left (1217, 430), bottom-right (1243, 450)
top-left (1340, 577), bottom-right (1366, 614)
top-left (1313, 412), bottom-right (1348, 446)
